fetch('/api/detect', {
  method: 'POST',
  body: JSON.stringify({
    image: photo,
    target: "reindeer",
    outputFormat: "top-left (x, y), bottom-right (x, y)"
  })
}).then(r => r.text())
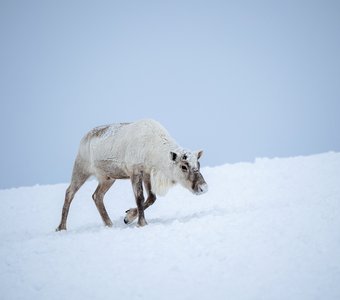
top-left (56, 119), bottom-right (208, 230)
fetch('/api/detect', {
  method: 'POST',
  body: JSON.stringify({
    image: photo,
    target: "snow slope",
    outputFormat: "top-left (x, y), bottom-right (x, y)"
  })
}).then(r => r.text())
top-left (1, 152), bottom-right (340, 300)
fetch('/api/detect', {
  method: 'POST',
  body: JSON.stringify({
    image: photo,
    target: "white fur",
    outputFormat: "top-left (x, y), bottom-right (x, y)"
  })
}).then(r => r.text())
top-left (78, 119), bottom-right (185, 196)
top-left (150, 168), bottom-right (175, 196)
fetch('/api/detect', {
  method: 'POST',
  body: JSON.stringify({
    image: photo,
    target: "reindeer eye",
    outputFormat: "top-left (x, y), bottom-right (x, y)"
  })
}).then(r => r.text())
top-left (181, 165), bottom-right (188, 172)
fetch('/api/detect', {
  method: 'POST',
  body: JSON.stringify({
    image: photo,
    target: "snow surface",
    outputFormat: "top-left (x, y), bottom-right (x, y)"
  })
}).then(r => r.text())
top-left (1, 152), bottom-right (340, 300)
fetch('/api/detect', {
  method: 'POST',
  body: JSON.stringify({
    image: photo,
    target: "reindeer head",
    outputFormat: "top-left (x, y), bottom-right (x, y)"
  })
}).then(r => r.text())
top-left (170, 150), bottom-right (208, 195)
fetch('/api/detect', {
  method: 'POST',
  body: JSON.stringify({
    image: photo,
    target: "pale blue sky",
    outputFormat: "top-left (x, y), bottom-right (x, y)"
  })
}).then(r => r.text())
top-left (1, 0), bottom-right (339, 189)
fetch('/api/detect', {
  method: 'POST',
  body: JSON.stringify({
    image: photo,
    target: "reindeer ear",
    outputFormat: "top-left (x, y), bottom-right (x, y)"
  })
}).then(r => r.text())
top-left (170, 151), bottom-right (178, 162)
top-left (196, 150), bottom-right (203, 159)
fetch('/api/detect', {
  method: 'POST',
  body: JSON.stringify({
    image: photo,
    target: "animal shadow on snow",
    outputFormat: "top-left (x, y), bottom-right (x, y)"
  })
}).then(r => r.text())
top-left (54, 209), bottom-right (225, 234)
top-left (117, 209), bottom-right (224, 228)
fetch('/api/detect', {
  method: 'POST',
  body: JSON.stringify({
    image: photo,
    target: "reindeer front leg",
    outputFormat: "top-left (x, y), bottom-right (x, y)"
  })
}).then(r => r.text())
top-left (125, 174), bottom-right (156, 225)
top-left (131, 172), bottom-right (147, 227)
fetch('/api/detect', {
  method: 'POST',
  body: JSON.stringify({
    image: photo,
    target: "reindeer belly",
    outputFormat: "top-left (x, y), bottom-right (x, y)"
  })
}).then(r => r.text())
top-left (93, 159), bottom-right (130, 179)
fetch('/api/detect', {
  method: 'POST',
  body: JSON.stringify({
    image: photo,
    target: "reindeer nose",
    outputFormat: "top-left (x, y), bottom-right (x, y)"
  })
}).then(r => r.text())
top-left (201, 183), bottom-right (208, 193)
top-left (197, 183), bottom-right (208, 194)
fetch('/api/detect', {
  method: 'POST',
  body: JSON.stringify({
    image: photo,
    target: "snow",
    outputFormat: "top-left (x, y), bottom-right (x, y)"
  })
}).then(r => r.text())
top-left (1, 152), bottom-right (340, 300)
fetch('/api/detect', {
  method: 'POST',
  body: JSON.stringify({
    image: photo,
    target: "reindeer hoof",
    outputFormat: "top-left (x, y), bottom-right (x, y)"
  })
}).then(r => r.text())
top-left (105, 222), bottom-right (113, 228)
top-left (56, 226), bottom-right (66, 232)
top-left (137, 220), bottom-right (148, 227)
top-left (124, 208), bottom-right (138, 225)
top-left (124, 216), bottom-right (134, 225)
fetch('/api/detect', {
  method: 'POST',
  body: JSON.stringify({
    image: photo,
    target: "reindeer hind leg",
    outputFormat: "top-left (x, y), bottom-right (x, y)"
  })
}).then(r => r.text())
top-left (92, 178), bottom-right (115, 227)
top-left (56, 159), bottom-right (90, 231)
